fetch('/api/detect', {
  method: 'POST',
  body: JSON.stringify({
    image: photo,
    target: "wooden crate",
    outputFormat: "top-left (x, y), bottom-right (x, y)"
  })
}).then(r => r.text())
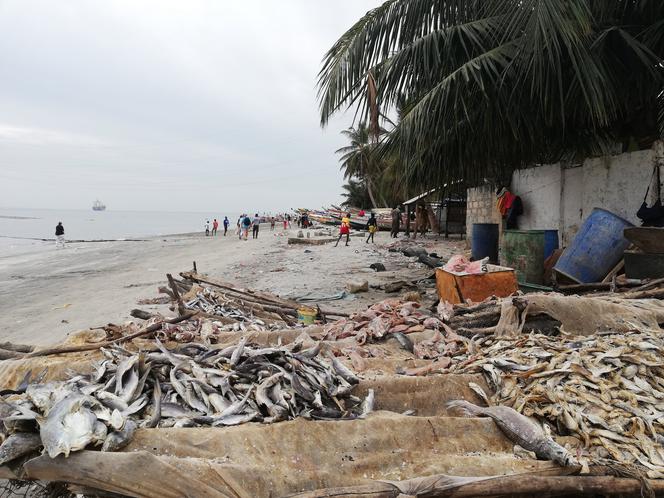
top-left (435, 265), bottom-right (519, 304)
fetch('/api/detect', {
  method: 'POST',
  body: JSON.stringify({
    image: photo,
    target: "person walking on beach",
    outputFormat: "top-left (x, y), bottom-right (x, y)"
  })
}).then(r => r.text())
top-left (283, 215), bottom-right (288, 230)
top-left (252, 213), bottom-right (260, 239)
top-left (55, 222), bottom-right (65, 249)
top-left (366, 212), bottom-right (377, 244)
top-left (242, 214), bottom-right (252, 240)
top-left (212, 219), bottom-right (218, 236)
top-left (334, 213), bottom-right (351, 247)
top-left (223, 216), bottom-right (229, 236)
top-left (205, 220), bottom-right (210, 236)
top-left (390, 206), bottom-right (401, 238)
top-left (236, 216), bottom-right (242, 238)
top-left (270, 217), bottom-right (275, 230)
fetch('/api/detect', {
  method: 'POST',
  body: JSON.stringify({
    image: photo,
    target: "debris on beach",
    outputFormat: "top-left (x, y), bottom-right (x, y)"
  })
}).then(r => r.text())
top-left (0, 337), bottom-right (370, 460)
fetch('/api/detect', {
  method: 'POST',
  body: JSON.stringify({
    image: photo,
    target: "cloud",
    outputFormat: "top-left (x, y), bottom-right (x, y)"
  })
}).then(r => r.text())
top-left (0, 0), bottom-right (379, 212)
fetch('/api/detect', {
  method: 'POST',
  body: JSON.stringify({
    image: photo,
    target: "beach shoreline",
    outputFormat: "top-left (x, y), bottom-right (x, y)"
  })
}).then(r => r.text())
top-left (0, 226), bottom-right (464, 346)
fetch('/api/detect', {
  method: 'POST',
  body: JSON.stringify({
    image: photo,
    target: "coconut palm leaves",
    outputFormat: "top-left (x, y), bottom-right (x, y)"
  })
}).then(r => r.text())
top-left (318, 0), bottom-right (664, 188)
top-left (336, 123), bottom-right (383, 207)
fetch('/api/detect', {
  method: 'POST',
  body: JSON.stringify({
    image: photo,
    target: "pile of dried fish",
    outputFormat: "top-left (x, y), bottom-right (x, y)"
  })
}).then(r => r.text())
top-left (0, 338), bottom-right (371, 462)
top-left (323, 299), bottom-right (442, 343)
top-left (185, 287), bottom-right (287, 332)
top-left (449, 330), bottom-right (664, 477)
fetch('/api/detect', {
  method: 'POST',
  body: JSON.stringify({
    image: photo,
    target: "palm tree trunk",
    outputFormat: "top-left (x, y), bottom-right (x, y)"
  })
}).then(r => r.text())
top-left (365, 177), bottom-right (379, 208)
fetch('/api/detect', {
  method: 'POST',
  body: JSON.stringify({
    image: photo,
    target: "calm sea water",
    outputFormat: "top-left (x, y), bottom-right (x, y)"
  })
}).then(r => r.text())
top-left (0, 208), bottom-right (246, 241)
top-left (0, 209), bottom-right (259, 259)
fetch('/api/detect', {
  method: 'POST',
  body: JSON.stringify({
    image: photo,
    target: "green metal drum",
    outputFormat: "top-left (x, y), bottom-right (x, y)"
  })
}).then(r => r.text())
top-left (501, 230), bottom-right (546, 285)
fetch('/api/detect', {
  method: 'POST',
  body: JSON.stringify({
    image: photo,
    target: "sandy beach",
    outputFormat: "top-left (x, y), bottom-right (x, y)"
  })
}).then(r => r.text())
top-left (0, 227), bottom-right (464, 346)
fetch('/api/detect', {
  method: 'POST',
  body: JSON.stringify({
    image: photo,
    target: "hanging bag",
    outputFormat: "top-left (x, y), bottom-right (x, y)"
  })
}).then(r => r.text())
top-left (636, 164), bottom-right (664, 227)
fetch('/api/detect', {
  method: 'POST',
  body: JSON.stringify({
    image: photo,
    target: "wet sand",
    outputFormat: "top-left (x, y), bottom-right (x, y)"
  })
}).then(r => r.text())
top-left (0, 226), bottom-right (464, 346)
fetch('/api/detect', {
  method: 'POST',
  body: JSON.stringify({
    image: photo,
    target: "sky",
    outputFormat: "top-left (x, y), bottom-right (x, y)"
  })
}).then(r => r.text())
top-left (0, 0), bottom-right (379, 212)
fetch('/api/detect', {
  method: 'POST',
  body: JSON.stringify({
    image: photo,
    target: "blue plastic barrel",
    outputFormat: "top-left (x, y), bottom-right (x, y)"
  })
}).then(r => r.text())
top-left (543, 230), bottom-right (559, 260)
top-left (471, 223), bottom-right (499, 264)
top-left (554, 208), bottom-right (633, 283)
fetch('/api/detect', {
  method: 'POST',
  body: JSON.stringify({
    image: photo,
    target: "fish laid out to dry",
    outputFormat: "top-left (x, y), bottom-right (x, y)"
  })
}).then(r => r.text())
top-left (448, 330), bottom-right (664, 478)
top-left (0, 337), bottom-right (370, 463)
top-left (323, 299), bottom-right (443, 346)
top-left (185, 287), bottom-right (292, 332)
top-left (446, 399), bottom-right (574, 466)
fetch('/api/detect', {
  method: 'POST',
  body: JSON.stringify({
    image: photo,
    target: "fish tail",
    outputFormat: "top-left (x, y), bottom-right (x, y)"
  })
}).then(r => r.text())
top-left (445, 399), bottom-right (484, 417)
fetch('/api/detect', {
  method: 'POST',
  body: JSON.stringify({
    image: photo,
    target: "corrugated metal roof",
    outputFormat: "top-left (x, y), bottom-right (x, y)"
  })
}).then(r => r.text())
top-left (403, 188), bottom-right (439, 205)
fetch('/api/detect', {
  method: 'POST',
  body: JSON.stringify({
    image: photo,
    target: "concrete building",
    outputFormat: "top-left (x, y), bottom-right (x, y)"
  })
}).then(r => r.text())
top-left (466, 140), bottom-right (664, 247)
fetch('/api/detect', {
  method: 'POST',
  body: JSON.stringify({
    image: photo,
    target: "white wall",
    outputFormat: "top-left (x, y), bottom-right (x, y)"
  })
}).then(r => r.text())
top-left (561, 166), bottom-right (584, 245)
top-left (581, 149), bottom-right (655, 227)
top-left (510, 163), bottom-right (562, 231)
top-left (467, 141), bottom-right (663, 248)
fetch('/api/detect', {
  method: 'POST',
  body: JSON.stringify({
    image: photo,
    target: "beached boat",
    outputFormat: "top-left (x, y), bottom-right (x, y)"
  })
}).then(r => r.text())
top-left (92, 200), bottom-right (106, 211)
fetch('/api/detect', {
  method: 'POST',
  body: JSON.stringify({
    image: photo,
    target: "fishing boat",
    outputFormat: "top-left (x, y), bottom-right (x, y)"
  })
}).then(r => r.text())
top-left (92, 200), bottom-right (106, 211)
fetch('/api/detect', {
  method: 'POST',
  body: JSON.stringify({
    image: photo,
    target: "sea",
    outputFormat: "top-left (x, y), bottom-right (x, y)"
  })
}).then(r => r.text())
top-left (0, 208), bottom-right (243, 256)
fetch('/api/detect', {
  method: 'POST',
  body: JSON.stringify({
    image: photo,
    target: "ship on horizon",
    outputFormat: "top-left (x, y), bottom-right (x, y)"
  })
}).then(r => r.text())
top-left (92, 200), bottom-right (106, 211)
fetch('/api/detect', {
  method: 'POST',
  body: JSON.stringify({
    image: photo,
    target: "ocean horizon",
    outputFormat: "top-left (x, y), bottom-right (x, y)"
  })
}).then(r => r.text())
top-left (0, 207), bottom-right (287, 242)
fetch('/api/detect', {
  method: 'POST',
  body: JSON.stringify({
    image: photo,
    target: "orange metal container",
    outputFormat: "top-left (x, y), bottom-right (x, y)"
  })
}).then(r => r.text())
top-left (435, 265), bottom-right (519, 304)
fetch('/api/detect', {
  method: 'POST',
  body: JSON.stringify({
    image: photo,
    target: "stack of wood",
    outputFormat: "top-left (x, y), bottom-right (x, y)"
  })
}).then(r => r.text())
top-left (130, 270), bottom-right (349, 331)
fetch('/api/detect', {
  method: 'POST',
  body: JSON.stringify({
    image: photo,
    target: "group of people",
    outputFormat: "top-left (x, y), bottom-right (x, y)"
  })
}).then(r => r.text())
top-left (205, 217), bottom-right (230, 236)
top-left (203, 213), bottom-right (295, 240)
top-left (235, 214), bottom-right (261, 240)
top-left (334, 204), bottom-right (434, 247)
top-left (334, 212), bottom-right (379, 246)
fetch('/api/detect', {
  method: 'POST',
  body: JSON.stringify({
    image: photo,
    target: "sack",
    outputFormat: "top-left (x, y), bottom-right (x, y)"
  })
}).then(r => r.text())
top-left (637, 165), bottom-right (664, 226)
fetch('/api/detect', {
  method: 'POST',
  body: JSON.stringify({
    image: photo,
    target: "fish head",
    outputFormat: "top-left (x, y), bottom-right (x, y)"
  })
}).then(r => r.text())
top-left (549, 442), bottom-right (576, 467)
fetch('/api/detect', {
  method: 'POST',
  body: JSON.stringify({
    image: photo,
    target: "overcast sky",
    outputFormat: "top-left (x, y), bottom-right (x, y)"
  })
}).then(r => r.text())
top-left (0, 1), bottom-right (379, 212)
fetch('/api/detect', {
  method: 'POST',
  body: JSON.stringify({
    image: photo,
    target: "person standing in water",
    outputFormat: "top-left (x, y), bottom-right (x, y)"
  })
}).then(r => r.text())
top-left (55, 222), bottom-right (65, 249)
top-left (252, 213), bottom-right (260, 239)
top-left (366, 212), bottom-right (377, 244)
top-left (212, 219), bottom-right (219, 236)
top-left (334, 213), bottom-right (351, 247)
top-left (223, 216), bottom-right (229, 236)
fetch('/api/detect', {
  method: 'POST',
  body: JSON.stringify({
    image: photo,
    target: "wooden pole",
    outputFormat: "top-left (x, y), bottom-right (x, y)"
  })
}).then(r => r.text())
top-left (181, 272), bottom-right (349, 317)
top-left (25, 312), bottom-right (197, 358)
top-left (167, 273), bottom-right (187, 316)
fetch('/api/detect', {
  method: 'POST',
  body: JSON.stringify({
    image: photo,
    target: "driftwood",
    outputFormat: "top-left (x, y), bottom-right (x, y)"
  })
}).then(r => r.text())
top-left (452, 301), bottom-right (499, 316)
top-left (24, 312), bottom-right (197, 358)
top-left (602, 259), bottom-right (625, 283)
top-left (633, 276), bottom-right (664, 292)
top-left (558, 280), bottom-right (642, 293)
top-left (288, 474), bottom-right (664, 498)
top-left (158, 286), bottom-right (175, 300)
top-left (402, 246), bottom-right (428, 258)
top-left (0, 342), bottom-right (34, 353)
top-left (166, 273), bottom-right (186, 316)
top-left (450, 309), bottom-right (501, 328)
top-left (610, 286), bottom-right (664, 300)
top-left (418, 253), bottom-right (443, 268)
top-left (181, 272), bottom-right (349, 318)
top-left (130, 309), bottom-right (156, 320)
top-left (0, 348), bottom-right (25, 360)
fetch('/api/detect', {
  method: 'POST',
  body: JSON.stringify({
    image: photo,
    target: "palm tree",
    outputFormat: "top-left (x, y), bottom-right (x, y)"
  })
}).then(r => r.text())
top-left (341, 178), bottom-right (372, 208)
top-left (318, 0), bottom-right (664, 189)
top-left (336, 123), bottom-right (384, 207)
